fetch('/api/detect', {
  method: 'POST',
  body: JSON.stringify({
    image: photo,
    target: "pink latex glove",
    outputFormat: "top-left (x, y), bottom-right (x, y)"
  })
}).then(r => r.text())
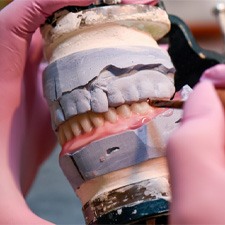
top-left (0, 0), bottom-right (94, 224)
top-left (167, 64), bottom-right (225, 224)
top-left (0, 0), bottom-right (158, 224)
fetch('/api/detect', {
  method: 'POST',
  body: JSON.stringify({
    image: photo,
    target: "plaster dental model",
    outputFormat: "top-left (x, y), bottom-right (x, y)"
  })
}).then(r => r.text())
top-left (41, 4), bottom-right (184, 224)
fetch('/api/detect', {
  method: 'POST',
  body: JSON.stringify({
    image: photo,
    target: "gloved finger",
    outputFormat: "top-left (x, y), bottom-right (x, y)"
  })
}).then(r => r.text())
top-left (200, 64), bottom-right (225, 88)
top-left (1, 192), bottom-right (54, 224)
top-left (167, 81), bottom-right (225, 224)
top-left (1, 0), bottom-right (94, 35)
top-left (168, 80), bottom-right (225, 167)
top-left (167, 81), bottom-right (225, 208)
top-left (200, 64), bottom-right (225, 111)
top-left (0, 0), bottom-right (94, 80)
top-left (28, 29), bottom-right (43, 66)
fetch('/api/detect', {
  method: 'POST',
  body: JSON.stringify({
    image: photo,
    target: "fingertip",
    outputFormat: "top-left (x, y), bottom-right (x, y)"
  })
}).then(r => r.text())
top-left (182, 80), bottom-right (223, 123)
top-left (167, 80), bottom-right (225, 162)
top-left (200, 64), bottom-right (225, 88)
top-left (167, 80), bottom-right (225, 171)
top-left (29, 29), bottom-right (43, 63)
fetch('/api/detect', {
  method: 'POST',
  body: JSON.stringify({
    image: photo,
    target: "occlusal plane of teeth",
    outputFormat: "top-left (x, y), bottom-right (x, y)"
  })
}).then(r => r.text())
top-left (116, 104), bottom-right (131, 118)
top-left (88, 112), bottom-right (105, 127)
top-left (63, 68), bottom-right (174, 117)
top-left (57, 101), bottom-right (152, 145)
top-left (103, 108), bottom-right (118, 123)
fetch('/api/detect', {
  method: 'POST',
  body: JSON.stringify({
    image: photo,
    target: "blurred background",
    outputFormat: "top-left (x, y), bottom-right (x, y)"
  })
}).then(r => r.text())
top-left (164, 0), bottom-right (224, 53)
top-left (1, 0), bottom-right (224, 225)
top-left (26, 145), bottom-right (86, 225)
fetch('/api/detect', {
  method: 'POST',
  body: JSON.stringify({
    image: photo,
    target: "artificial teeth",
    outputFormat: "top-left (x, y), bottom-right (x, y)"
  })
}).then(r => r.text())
top-left (69, 118), bottom-right (82, 137)
top-left (58, 126), bottom-right (67, 145)
top-left (89, 112), bottom-right (104, 127)
top-left (116, 104), bottom-right (131, 118)
top-left (139, 102), bottom-right (151, 114)
top-left (130, 103), bottom-right (143, 115)
top-left (104, 108), bottom-right (118, 123)
top-left (63, 123), bottom-right (74, 141)
top-left (77, 114), bottom-right (93, 133)
top-left (57, 101), bottom-right (157, 145)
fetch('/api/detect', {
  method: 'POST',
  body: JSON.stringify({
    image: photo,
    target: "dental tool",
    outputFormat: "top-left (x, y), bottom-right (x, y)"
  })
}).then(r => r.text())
top-left (149, 89), bottom-right (225, 109)
top-left (148, 99), bottom-right (184, 109)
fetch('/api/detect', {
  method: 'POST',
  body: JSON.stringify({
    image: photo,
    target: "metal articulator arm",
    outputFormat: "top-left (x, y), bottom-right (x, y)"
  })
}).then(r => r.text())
top-left (167, 14), bottom-right (225, 91)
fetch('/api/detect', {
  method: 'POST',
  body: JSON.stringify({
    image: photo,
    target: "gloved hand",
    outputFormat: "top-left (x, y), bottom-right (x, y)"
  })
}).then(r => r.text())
top-left (0, 0), bottom-right (95, 224)
top-left (0, 0), bottom-right (158, 224)
top-left (167, 64), bottom-right (225, 224)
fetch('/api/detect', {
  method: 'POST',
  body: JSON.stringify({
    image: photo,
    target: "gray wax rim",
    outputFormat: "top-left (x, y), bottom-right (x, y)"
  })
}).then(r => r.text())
top-left (69, 127), bottom-right (163, 180)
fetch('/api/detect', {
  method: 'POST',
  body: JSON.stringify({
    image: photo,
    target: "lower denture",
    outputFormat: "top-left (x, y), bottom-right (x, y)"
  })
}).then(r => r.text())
top-left (59, 101), bottom-right (166, 156)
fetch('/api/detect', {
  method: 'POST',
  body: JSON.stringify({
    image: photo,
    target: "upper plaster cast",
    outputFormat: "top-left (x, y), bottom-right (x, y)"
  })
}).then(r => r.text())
top-left (41, 5), bottom-right (171, 62)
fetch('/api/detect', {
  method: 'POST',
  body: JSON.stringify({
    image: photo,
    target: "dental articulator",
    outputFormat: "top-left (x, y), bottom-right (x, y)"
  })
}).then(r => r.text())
top-left (41, 1), bottom-right (225, 224)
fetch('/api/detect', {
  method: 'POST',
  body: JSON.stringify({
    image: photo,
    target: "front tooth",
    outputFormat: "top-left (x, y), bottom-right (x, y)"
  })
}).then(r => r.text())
top-left (131, 103), bottom-right (143, 115)
top-left (104, 108), bottom-right (118, 123)
top-left (69, 117), bottom-right (82, 137)
top-left (77, 114), bottom-right (93, 133)
top-left (58, 126), bottom-right (67, 145)
top-left (62, 122), bottom-right (74, 141)
top-left (116, 104), bottom-right (131, 118)
top-left (139, 102), bottom-right (151, 114)
top-left (89, 112), bottom-right (104, 128)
